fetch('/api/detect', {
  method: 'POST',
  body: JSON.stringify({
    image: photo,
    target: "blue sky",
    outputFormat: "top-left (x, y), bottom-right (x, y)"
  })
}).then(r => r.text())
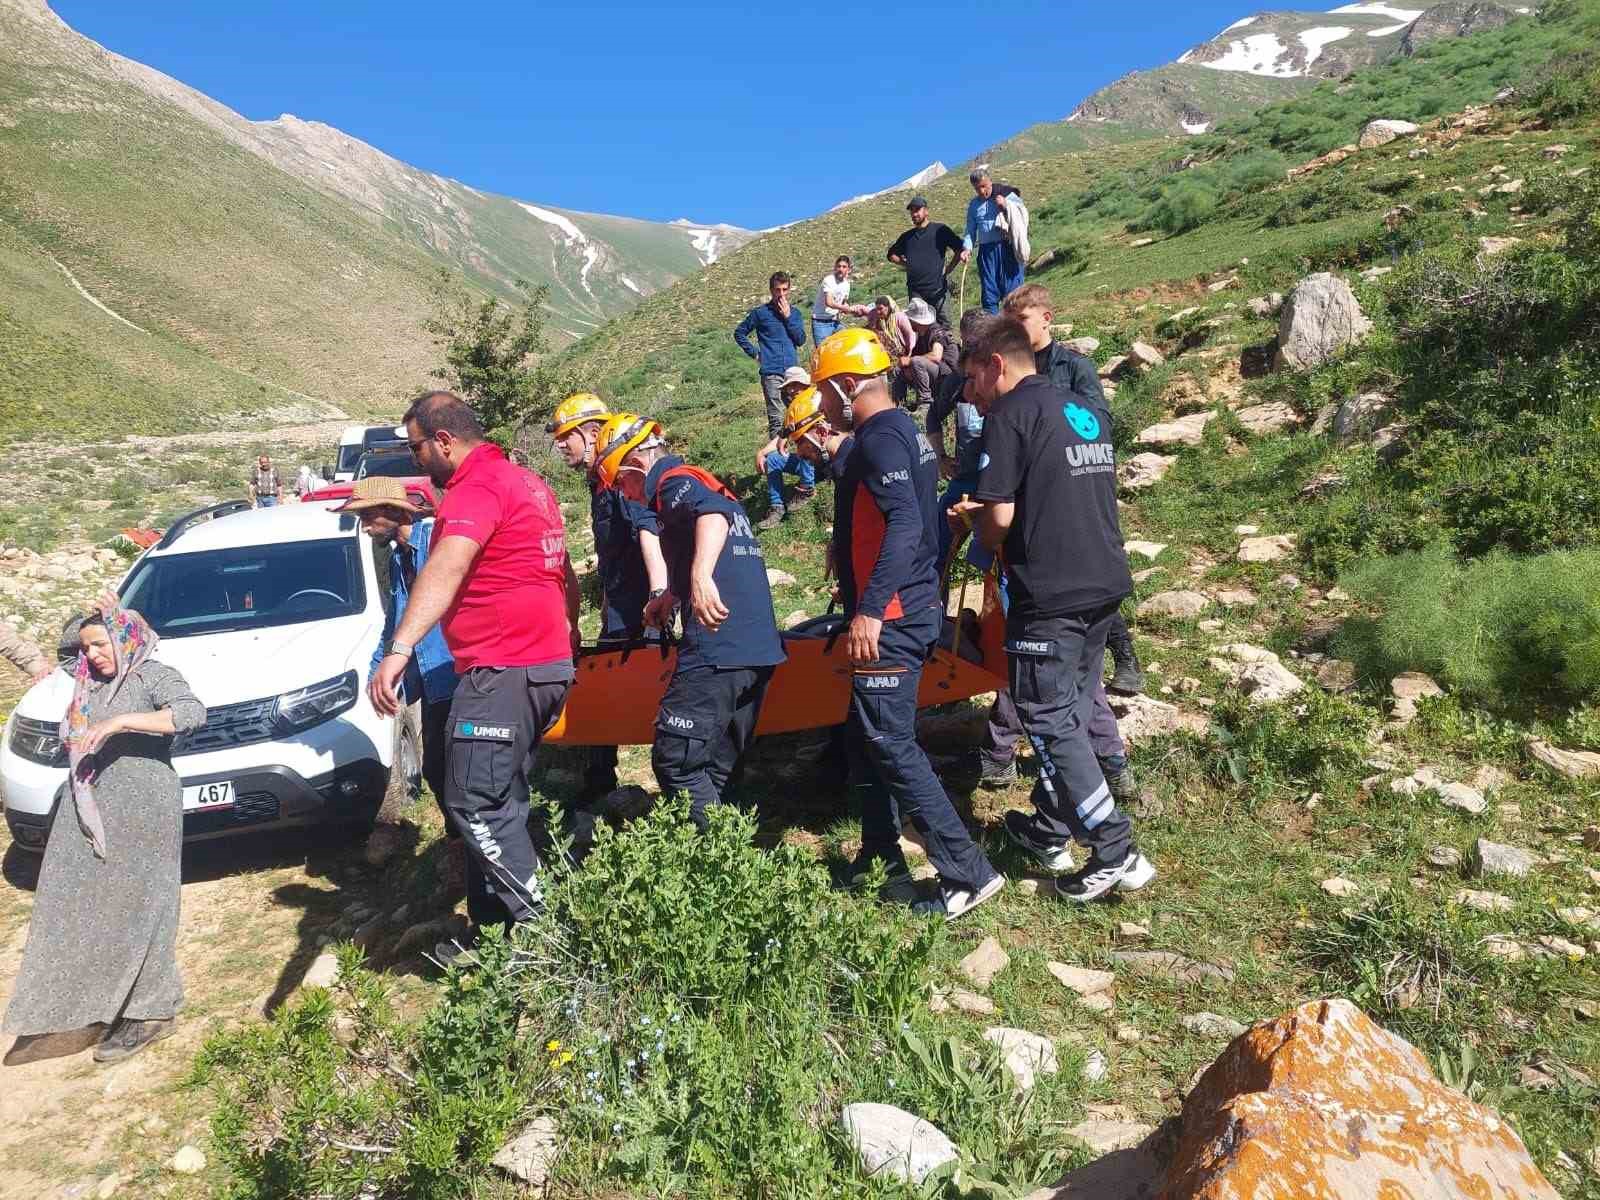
top-left (54, 0), bottom-right (1309, 229)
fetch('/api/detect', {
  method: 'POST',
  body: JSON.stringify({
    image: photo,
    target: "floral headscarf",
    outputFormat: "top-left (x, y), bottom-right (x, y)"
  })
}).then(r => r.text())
top-left (59, 606), bottom-right (158, 860)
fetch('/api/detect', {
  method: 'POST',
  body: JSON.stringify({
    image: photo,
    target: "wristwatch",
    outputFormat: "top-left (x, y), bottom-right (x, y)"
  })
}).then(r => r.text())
top-left (648, 589), bottom-right (667, 602)
top-left (387, 641), bottom-right (415, 659)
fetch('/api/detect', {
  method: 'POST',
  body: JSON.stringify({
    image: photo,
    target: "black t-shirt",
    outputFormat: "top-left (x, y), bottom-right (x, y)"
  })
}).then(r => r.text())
top-left (832, 408), bottom-right (941, 622)
top-left (645, 457), bottom-right (786, 671)
top-left (973, 374), bottom-right (1132, 619)
top-left (590, 479), bottom-right (659, 638)
top-left (887, 223), bottom-right (963, 300)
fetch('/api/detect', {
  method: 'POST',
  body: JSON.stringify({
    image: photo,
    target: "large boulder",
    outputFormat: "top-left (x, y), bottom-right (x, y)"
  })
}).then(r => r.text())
top-left (1276, 274), bottom-right (1373, 371)
top-left (1166, 998), bottom-right (1558, 1200)
top-left (1402, 1), bottom-right (1515, 55)
top-left (1120, 452), bottom-right (1177, 491)
top-left (1331, 393), bottom-right (1395, 445)
top-left (1137, 412), bottom-right (1215, 449)
top-left (1137, 590), bottom-right (1212, 620)
top-left (841, 1104), bottom-right (958, 1185)
top-left (1358, 119), bottom-right (1421, 149)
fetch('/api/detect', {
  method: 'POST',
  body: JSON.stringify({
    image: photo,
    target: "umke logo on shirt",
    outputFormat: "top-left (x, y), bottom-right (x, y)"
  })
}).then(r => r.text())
top-left (1063, 401), bottom-right (1114, 476)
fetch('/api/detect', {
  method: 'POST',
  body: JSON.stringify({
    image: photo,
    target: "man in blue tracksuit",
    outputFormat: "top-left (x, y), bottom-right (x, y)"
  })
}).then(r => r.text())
top-left (339, 477), bottom-right (462, 883)
top-left (959, 168), bottom-right (1025, 314)
top-left (734, 270), bottom-right (810, 452)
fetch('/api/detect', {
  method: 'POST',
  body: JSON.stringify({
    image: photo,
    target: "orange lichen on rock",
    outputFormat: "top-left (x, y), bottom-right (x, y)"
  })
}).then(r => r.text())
top-left (1161, 998), bottom-right (1558, 1200)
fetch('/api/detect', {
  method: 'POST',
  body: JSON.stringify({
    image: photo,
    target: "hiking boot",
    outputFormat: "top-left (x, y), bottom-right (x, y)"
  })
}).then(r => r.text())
top-left (756, 505), bottom-right (786, 530)
top-left (4, 1026), bottom-right (105, 1067)
top-left (92, 1017), bottom-right (175, 1064)
top-left (845, 853), bottom-right (919, 902)
top-left (1101, 761), bottom-right (1138, 807)
top-left (1053, 851), bottom-right (1157, 904)
top-left (913, 872), bottom-right (1004, 921)
top-left (977, 757), bottom-right (1018, 789)
top-left (1108, 658), bottom-right (1146, 696)
top-left (1002, 810), bottom-right (1076, 873)
top-left (788, 487), bottom-right (816, 509)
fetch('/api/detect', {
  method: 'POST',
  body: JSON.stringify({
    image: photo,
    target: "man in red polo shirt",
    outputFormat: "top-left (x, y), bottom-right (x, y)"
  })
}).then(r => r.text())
top-left (370, 391), bottom-right (580, 959)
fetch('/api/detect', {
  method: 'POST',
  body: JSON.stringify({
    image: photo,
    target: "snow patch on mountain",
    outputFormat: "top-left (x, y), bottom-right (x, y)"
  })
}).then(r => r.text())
top-left (516, 202), bottom-right (600, 294)
top-left (1183, 119), bottom-right (1212, 134)
top-left (1329, 2), bottom-right (1423, 20)
top-left (1223, 15), bottom-right (1259, 31)
top-left (1197, 24), bottom-right (1354, 76)
top-left (619, 275), bottom-right (643, 295)
top-left (1300, 25), bottom-right (1355, 62)
top-left (830, 161), bottom-right (950, 211)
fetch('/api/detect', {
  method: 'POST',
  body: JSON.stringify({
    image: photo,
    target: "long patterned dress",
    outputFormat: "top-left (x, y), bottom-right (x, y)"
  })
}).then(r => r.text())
top-left (4, 661), bottom-right (205, 1034)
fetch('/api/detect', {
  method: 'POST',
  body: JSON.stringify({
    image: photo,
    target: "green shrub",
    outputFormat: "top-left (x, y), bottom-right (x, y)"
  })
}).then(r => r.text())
top-left (1334, 542), bottom-right (1600, 706)
top-left (1210, 689), bottom-right (1378, 806)
top-left (1138, 177), bottom-right (1221, 235)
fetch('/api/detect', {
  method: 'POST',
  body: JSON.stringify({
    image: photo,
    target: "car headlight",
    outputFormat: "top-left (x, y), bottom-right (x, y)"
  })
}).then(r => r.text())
top-left (8, 716), bottom-right (68, 767)
top-left (273, 670), bottom-right (359, 733)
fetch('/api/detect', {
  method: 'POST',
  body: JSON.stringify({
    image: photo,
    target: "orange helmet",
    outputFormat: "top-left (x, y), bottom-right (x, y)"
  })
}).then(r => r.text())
top-left (811, 327), bottom-right (892, 383)
top-left (782, 386), bottom-right (826, 442)
top-left (592, 412), bottom-right (663, 490)
top-left (546, 392), bottom-right (611, 438)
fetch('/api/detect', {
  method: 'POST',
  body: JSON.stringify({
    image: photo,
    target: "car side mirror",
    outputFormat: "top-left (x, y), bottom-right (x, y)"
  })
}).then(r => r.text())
top-left (320, 464), bottom-right (334, 481)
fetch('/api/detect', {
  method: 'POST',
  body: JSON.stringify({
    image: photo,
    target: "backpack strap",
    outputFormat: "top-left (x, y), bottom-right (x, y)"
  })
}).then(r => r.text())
top-left (652, 463), bottom-right (739, 508)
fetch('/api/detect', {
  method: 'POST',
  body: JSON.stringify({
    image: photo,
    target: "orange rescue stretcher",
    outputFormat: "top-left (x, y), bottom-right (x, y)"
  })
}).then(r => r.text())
top-left (544, 570), bottom-right (1009, 746)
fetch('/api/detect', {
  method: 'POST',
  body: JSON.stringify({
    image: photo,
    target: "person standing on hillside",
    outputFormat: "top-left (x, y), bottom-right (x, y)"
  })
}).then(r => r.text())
top-left (1003, 283), bottom-right (1146, 695)
top-left (336, 477), bottom-right (465, 890)
top-left (809, 328), bottom-right (1003, 921)
top-left (546, 392), bottom-right (669, 830)
top-left (952, 318), bottom-right (1155, 903)
top-left (959, 168), bottom-right (1025, 314)
top-left (589, 414), bottom-right (786, 831)
top-left (0, 619), bottom-right (52, 684)
top-left (369, 391), bottom-right (581, 963)
top-left (735, 273), bottom-right (813, 510)
top-left (812, 256), bottom-right (869, 347)
top-left (888, 196), bottom-right (963, 327)
top-left (248, 455), bottom-right (283, 508)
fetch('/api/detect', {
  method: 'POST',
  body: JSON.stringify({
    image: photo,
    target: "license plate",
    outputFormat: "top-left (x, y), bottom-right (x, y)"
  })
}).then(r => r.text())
top-left (183, 780), bottom-right (235, 811)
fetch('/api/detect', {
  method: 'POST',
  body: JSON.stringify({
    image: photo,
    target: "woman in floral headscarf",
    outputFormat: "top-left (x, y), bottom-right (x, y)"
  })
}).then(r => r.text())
top-left (3, 601), bottom-right (205, 1067)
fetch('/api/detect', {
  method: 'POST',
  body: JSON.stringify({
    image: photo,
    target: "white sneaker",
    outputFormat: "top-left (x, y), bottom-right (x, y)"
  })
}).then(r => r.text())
top-left (1054, 852), bottom-right (1156, 903)
top-left (1003, 810), bottom-right (1076, 873)
top-left (917, 873), bottom-right (1005, 921)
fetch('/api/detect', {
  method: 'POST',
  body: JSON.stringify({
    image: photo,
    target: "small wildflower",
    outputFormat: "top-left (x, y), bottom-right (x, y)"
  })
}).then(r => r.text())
top-left (612, 1122), bottom-right (623, 1134)
top-left (546, 1039), bottom-right (562, 1052)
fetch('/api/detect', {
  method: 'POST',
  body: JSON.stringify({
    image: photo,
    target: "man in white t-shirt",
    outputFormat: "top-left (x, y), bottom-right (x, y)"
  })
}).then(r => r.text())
top-left (811, 255), bottom-right (868, 346)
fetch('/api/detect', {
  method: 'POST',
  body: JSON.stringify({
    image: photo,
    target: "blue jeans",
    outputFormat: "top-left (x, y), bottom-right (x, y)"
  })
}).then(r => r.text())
top-left (976, 240), bottom-right (1024, 313)
top-left (812, 318), bottom-right (840, 346)
top-left (764, 450), bottom-right (815, 508)
top-left (255, 495), bottom-right (278, 508)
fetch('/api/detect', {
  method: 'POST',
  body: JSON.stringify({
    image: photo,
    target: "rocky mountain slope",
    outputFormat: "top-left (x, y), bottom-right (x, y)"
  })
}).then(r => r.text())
top-left (981, 0), bottom-right (1536, 162)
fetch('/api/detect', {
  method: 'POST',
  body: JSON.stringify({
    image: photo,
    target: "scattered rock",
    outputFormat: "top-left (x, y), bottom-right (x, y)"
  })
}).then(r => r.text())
top-left (1536, 935), bottom-right (1587, 960)
top-left (1390, 672), bottom-right (1443, 724)
top-left (1119, 452), bottom-right (1176, 491)
top-left (1358, 118), bottom-right (1420, 149)
top-left (169, 1146), bottom-right (206, 1175)
top-left (302, 951), bottom-right (340, 989)
top-left (1065, 1115), bottom-right (1159, 1155)
top-left (1524, 737), bottom-right (1600, 781)
top-left (930, 987), bottom-right (997, 1016)
top-left (1233, 524), bottom-right (1259, 536)
top-left (1237, 659), bottom-right (1306, 704)
top-left (1183, 1012), bottom-right (1248, 1039)
top-left (1477, 235), bottom-right (1523, 258)
top-left (1100, 354), bottom-right (1131, 379)
top-left (1047, 962), bottom-right (1116, 999)
top-left (1137, 590), bottom-right (1211, 620)
top-left (1118, 921), bottom-right (1151, 941)
top-left (1482, 935), bottom-right (1528, 962)
top-left (841, 1103), bottom-right (958, 1185)
top-left (959, 936), bottom-right (1010, 989)
top-left (1556, 905), bottom-right (1600, 933)
top-left (1361, 265), bottom-right (1394, 281)
top-left (1131, 567), bottom-right (1162, 583)
top-left (1542, 143), bottom-right (1573, 160)
top-left (1082, 1049), bottom-right (1109, 1083)
top-left (1063, 336), bottom-right (1101, 356)
top-left (1213, 588), bottom-right (1257, 607)
top-left (1473, 838), bottom-right (1537, 879)
top-left (984, 1027), bottom-right (1059, 1092)
top-left (1236, 534), bottom-right (1295, 563)
top-left (765, 568), bottom-right (797, 588)
top-left (1111, 950), bottom-right (1234, 985)
top-left (1470, 764), bottom-right (1513, 795)
top-left (1276, 273), bottom-right (1373, 371)
top-left (1321, 877), bottom-right (1359, 898)
top-left (1247, 292), bottom-right (1284, 319)
top-left (1124, 540), bottom-right (1168, 561)
top-left (1454, 888), bottom-right (1514, 913)
top-left (493, 1116), bottom-right (559, 1189)
top-left (1298, 467), bottom-right (1348, 500)
top-left (1127, 341), bottom-right (1166, 369)
top-left (1331, 392), bottom-right (1395, 445)
top-left (350, 912), bottom-right (387, 951)
top-left (1197, 619), bottom-right (1224, 633)
top-left (1115, 1024), bottom-right (1142, 1044)
top-left (1168, 998), bottom-right (1558, 1200)
top-left (1136, 411), bottom-right (1215, 449)
top-left (94, 1175), bottom-right (122, 1199)
top-left (1234, 401), bottom-right (1302, 436)
top-left (1428, 845), bottom-right (1462, 869)
top-left (783, 609), bottom-right (810, 630)
top-left (1108, 692), bottom-right (1212, 742)
top-left (1130, 237), bottom-right (1156, 248)
top-left (1313, 659), bottom-right (1356, 692)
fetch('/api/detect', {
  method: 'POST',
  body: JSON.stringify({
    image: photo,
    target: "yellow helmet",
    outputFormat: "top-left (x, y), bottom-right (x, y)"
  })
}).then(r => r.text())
top-left (546, 392), bottom-right (611, 437)
top-left (811, 327), bottom-right (892, 383)
top-left (592, 412), bottom-right (663, 490)
top-left (782, 386), bottom-right (826, 442)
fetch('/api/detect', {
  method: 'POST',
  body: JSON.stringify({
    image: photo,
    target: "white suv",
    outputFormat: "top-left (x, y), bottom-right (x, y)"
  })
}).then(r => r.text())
top-left (2, 500), bottom-right (417, 851)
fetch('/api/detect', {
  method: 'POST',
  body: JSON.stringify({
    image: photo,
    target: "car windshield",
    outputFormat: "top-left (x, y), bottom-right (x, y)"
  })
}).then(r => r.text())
top-left (335, 443), bottom-right (365, 473)
top-left (119, 537), bottom-right (366, 638)
top-left (357, 452), bottom-right (418, 479)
